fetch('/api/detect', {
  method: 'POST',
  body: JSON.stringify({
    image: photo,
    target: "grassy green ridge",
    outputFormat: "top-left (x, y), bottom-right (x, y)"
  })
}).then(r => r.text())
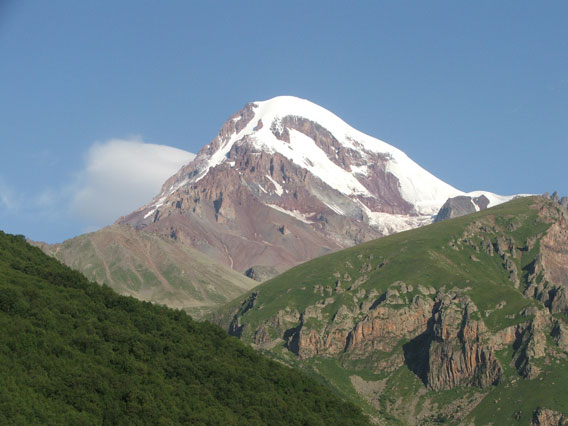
top-left (465, 350), bottom-right (568, 424)
top-left (0, 231), bottom-right (370, 425)
top-left (212, 196), bottom-right (568, 423)
top-left (217, 197), bottom-right (545, 334)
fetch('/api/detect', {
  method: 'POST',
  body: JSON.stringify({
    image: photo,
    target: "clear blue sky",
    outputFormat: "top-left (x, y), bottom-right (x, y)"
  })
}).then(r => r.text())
top-left (1, 1), bottom-right (566, 243)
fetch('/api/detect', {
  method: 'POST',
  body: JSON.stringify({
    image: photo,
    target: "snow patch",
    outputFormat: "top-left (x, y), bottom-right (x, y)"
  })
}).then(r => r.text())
top-left (465, 191), bottom-right (518, 208)
top-left (266, 175), bottom-right (283, 196)
top-left (168, 179), bottom-right (188, 195)
top-left (153, 195), bottom-right (167, 209)
top-left (350, 164), bottom-right (369, 175)
top-left (323, 201), bottom-right (345, 215)
top-left (267, 204), bottom-right (314, 224)
top-left (357, 201), bottom-right (432, 235)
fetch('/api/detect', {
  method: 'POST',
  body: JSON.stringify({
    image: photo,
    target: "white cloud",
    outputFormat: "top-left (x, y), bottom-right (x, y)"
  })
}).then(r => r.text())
top-left (70, 138), bottom-right (195, 228)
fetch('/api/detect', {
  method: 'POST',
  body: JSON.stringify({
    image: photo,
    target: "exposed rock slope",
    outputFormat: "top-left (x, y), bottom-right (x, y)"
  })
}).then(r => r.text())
top-left (118, 96), bottom-right (515, 278)
top-left (33, 225), bottom-right (256, 318)
top-left (434, 194), bottom-right (490, 222)
top-left (532, 408), bottom-right (568, 426)
top-left (212, 196), bottom-right (568, 424)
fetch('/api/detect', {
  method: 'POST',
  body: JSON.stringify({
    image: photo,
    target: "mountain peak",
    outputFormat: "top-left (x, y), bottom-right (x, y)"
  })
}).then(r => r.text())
top-left (152, 96), bottom-right (512, 217)
top-left (117, 97), bottom-right (518, 277)
top-left (251, 95), bottom-right (354, 131)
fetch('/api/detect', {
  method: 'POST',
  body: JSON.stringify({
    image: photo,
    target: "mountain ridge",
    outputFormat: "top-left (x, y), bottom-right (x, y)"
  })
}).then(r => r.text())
top-left (31, 224), bottom-right (257, 318)
top-left (117, 96), bottom-right (518, 278)
top-left (124, 96), bottom-right (515, 222)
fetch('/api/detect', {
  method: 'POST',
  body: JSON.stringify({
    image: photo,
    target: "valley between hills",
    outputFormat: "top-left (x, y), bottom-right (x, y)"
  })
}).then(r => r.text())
top-left (4, 97), bottom-right (568, 425)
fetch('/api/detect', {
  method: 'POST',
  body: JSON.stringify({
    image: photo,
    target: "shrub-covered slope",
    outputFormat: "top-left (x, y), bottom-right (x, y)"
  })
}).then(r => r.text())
top-left (213, 196), bottom-right (568, 424)
top-left (0, 231), bottom-right (369, 425)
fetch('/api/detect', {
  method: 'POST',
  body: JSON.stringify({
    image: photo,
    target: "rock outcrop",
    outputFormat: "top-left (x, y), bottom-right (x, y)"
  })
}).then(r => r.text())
top-left (551, 319), bottom-right (568, 352)
top-left (245, 265), bottom-right (279, 282)
top-left (240, 284), bottom-right (504, 391)
top-left (228, 292), bottom-right (258, 338)
top-left (512, 310), bottom-right (550, 379)
top-left (544, 191), bottom-right (568, 212)
top-left (435, 195), bottom-right (490, 222)
top-left (347, 295), bottom-right (433, 355)
top-left (524, 200), bottom-right (568, 314)
top-left (532, 408), bottom-right (568, 426)
top-left (425, 293), bottom-right (503, 390)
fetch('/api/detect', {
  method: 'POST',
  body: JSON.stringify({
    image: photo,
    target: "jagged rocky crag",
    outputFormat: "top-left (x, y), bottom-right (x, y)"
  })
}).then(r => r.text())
top-left (117, 96), bottom-right (514, 279)
top-left (212, 196), bottom-right (568, 424)
top-left (532, 408), bottom-right (568, 426)
top-left (434, 194), bottom-right (490, 222)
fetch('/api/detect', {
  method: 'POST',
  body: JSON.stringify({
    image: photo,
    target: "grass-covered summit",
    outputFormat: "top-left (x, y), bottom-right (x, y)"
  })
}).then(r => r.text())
top-left (0, 231), bottom-right (369, 425)
top-left (212, 196), bottom-right (568, 424)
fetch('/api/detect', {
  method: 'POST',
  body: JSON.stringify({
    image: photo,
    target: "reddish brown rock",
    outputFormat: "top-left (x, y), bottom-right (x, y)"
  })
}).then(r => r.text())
top-left (513, 310), bottom-right (551, 379)
top-left (425, 293), bottom-right (503, 390)
top-left (346, 296), bottom-right (433, 354)
top-left (532, 408), bottom-right (568, 426)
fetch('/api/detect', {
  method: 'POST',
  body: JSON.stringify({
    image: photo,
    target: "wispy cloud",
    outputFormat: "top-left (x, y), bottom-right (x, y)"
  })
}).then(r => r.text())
top-left (35, 188), bottom-right (57, 208)
top-left (0, 177), bottom-right (18, 211)
top-left (0, 138), bottom-right (194, 242)
top-left (69, 138), bottom-right (195, 228)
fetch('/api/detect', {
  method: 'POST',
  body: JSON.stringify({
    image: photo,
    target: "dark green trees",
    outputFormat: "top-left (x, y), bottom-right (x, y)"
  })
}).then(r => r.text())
top-left (0, 231), bottom-right (369, 425)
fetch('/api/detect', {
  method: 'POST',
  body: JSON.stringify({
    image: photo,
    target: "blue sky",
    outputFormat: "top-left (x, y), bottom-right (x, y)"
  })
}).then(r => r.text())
top-left (1, 1), bottom-right (566, 243)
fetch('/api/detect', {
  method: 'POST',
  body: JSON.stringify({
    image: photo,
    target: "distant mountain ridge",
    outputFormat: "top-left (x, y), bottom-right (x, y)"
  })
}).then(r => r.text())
top-left (32, 225), bottom-right (257, 318)
top-left (117, 96), bottom-right (516, 278)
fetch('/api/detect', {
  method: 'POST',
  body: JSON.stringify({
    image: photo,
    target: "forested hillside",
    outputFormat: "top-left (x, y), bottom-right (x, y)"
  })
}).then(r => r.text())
top-left (0, 231), bottom-right (369, 425)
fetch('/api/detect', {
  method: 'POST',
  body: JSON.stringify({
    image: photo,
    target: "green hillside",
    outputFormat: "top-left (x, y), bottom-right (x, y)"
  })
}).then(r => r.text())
top-left (0, 231), bottom-right (370, 425)
top-left (212, 196), bottom-right (568, 424)
top-left (32, 224), bottom-right (257, 318)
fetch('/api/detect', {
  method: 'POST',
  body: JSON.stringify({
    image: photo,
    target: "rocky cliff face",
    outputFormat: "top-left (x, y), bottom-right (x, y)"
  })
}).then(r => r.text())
top-left (232, 283), bottom-right (504, 391)
top-left (117, 96), bottom-right (515, 278)
top-left (424, 293), bottom-right (503, 390)
top-left (532, 408), bottom-right (568, 426)
top-left (524, 196), bottom-right (568, 315)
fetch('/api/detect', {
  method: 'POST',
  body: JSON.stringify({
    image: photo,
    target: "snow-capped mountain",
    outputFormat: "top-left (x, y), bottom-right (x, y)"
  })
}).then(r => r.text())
top-left (117, 96), bottom-right (516, 279)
